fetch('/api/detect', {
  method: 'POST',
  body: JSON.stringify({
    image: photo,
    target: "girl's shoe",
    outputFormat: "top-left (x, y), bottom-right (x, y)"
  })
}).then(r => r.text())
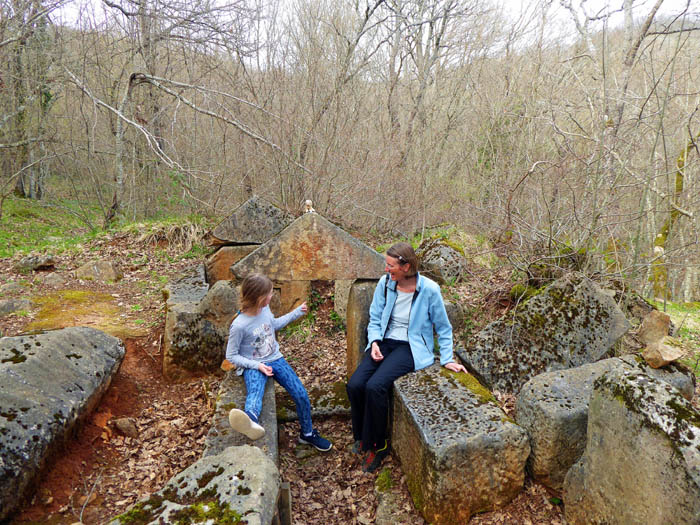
top-left (228, 409), bottom-right (265, 440)
top-left (299, 429), bottom-right (333, 451)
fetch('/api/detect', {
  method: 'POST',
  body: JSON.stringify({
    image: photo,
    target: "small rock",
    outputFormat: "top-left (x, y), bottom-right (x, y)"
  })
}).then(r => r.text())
top-left (637, 310), bottom-right (671, 344)
top-left (0, 282), bottom-right (23, 294)
top-left (0, 299), bottom-right (32, 317)
top-left (38, 273), bottom-right (67, 287)
top-left (112, 418), bottom-right (139, 438)
top-left (74, 260), bottom-right (123, 282)
top-left (14, 254), bottom-right (56, 272)
top-left (642, 336), bottom-right (685, 368)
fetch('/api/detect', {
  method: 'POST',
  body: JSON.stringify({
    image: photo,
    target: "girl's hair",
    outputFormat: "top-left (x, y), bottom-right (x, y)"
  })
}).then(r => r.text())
top-left (240, 273), bottom-right (273, 312)
top-left (386, 242), bottom-right (418, 276)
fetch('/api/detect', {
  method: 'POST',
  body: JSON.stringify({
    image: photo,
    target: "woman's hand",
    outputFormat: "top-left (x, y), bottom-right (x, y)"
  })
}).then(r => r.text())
top-left (370, 341), bottom-right (384, 361)
top-left (258, 363), bottom-right (274, 376)
top-left (444, 361), bottom-right (466, 373)
top-left (299, 302), bottom-right (308, 313)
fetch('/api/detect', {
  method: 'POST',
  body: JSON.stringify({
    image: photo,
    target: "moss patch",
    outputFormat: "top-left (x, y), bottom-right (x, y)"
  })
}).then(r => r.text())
top-left (25, 289), bottom-right (146, 338)
top-left (440, 369), bottom-right (496, 404)
top-left (375, 468), bottom-right (393, 493)
top-left (169, 500), bottom-right (243, 524)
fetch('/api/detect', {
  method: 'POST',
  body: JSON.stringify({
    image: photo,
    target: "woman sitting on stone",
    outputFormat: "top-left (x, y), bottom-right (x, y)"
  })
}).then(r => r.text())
top-left (346, 242), bottom-right (466, 472)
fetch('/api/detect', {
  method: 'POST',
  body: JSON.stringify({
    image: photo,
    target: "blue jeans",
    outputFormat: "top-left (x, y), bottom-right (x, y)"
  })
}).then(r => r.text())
top-left (243, 357), bottom-right (313, 435)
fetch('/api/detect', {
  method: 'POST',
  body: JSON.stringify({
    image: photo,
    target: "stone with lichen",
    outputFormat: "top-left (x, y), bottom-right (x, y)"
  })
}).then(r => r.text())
top-left (203, 372), bottom-right (278, 464)
top-left (231, 213), bottom-right (385, 282)
top-left (563, 368), bottom-right (700, 524)
top-left (207, 195), bottom-right (293, 245)
top-left (416, 238), bottom-right (468, 284)
top-left (108, 445), bottom-right (279, 525)
top-left (516, 355), bottom-right (695, 491)
top-left (457, 273), bottom-right (631, 395)
top-left (162, 265), bottom-right (230, 380)
top-left (0, 327), bottom-right (124, 521)
top-left (392, 364), bottom-right (529, 525)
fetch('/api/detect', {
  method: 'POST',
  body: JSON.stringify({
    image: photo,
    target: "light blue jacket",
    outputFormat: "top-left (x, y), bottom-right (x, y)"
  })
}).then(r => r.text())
top-left (366, 272), bottom-right (454, 371)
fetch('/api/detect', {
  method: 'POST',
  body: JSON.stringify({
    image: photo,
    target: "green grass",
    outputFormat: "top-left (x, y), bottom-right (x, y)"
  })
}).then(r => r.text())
top-left (0, 196), bottom-right (102, 257)
top-left (0, 196), bottom-right (216, 260)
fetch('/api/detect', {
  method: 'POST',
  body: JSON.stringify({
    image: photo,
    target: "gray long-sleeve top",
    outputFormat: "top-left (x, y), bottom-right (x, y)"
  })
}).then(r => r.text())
top-left (225, 305), bottom-right (305, 375)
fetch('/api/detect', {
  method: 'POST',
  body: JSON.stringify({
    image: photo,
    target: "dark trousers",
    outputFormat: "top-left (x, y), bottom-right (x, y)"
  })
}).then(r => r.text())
top-left (346, 339), bottom-right (414, 451)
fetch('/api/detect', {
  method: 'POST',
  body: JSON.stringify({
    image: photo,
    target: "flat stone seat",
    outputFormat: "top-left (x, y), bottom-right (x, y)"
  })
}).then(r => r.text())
top-left (515, 354), bottom-right (696, 490)
top-left (203, 372), bottom-right (278, 465)
top-left (392, 364), bottom-right (530, 525)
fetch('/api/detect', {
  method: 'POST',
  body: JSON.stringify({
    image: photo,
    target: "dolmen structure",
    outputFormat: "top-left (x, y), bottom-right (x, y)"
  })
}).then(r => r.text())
top-left (159, 199), bottom-right (700, 525)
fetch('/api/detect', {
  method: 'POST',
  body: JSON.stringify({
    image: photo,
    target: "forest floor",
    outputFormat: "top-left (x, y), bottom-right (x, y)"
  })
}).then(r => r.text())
top-left (0, 225), bottom-right (579, 524)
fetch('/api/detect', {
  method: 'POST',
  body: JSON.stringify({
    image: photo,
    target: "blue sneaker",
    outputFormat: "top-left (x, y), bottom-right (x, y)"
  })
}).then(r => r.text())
top-left (299, 429), bottom-right (333, 451)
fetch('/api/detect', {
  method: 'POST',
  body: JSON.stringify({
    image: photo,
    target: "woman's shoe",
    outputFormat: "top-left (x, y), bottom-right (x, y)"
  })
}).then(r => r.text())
top-left (362, 441), bottom-right (389, 472)
top-left (228, 409), bottom-right (265, 440)
top-left (350, 440), bottom-right (363, 454)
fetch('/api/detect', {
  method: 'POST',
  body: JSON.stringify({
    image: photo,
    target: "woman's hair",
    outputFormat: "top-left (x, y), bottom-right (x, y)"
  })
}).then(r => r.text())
top-left (240, 273), bottom-right (273, 311)
top-left (386, 242), bottom-right (418, 276)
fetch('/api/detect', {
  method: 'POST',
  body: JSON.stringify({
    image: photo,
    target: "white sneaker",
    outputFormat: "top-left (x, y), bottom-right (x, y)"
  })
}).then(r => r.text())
top-left (228, 409), bottom-right (265, 440)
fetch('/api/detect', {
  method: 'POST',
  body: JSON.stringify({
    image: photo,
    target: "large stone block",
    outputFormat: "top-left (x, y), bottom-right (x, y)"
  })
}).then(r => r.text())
top-left (1, 327), bottom-right (124, 521)
top-left (392, 365), bottom-right (530, 525)
top-left (515, 355), bottom-right (695, 490)
top-left (457, 273), bottom-right (631, 394)
top-left (563, 368), bottom-right (700, 524)
top-left (162, 266), bottom-right (238, 380)
top-left (203, 372), bottom-right (278, 464)
top-left (205, 245), bottom-right (257, 284)
top-left (209, 194), bottom-right (293, 244)
top-left (109, 445), bottom-right (279, 525)
top-left (346, 280), bottom-right (377, 377)
top-left (232, 213), bottom-right (385, 281)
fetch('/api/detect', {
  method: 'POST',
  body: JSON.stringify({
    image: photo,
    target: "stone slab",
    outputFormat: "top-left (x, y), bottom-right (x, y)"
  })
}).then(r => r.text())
top-left (563, 368), bottom-right (700, 524)
top-left (210, 195), bottom-right (293, 245)
top-left (231, 213), bottom-right (385, 281)
top-left (205, 245), bottom-right (257, 284)
top-left (345, 280), bottom-right (377, 378)
top-left (392, 365), bottom-right (529, 525)
top-left (457, 273), bottom-right (631, 395)
top-left (109, 445), bottom-right (279, 525)
top-left (162, 265), bottom-right (231, 380)
top-left (203, 372), bottom-right (278, 465)
top-left (0, 327), bottom-right (124, 521)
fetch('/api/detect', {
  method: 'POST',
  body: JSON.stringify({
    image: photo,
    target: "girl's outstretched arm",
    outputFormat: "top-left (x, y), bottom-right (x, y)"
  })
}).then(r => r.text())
top-left (271, 303), bottom-right (306, 331)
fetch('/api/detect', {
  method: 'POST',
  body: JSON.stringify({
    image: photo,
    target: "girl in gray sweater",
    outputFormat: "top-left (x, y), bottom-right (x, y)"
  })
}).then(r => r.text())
top-left (225, 273), bottom-right (332, 451)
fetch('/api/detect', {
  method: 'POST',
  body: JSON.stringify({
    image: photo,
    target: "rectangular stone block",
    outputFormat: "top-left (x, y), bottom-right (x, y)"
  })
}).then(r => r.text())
top-left (392, 365), bottom-right (530, 525)
top-left (205, 244), bottom-right (257, 284)
top-left (345, 280), bottom-right (377, 378)
top-left (203, 372), bottom-right (278, 464)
